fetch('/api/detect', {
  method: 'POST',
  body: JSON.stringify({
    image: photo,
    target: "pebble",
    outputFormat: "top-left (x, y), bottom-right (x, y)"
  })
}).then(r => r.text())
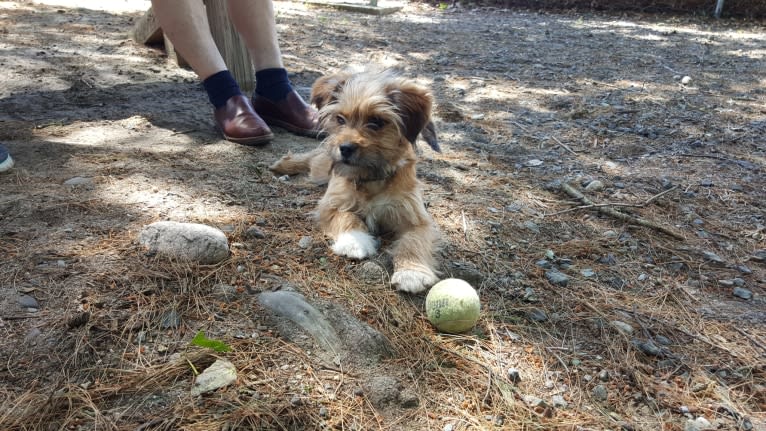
top-left (681, 75), bottom-right (692, 85)
top-left (212, 283), bottom-right (238, 303)
top-left (523, 395), bottom-right (546, 408)
top-left (536, 259), bottom-right (552, 269)
top-left (522, 287), bottom-right (539, 302)
top-left (684, 416), bottom-right (711, 431)
top-left (732, 287), bottom-right (752, 300)
top-left (245, 225), bottom-right (266, 239)
top-left (353, 261), bottom-right (387, 283)
top-left (584, 180), bottom-right (605, 192)
top-left (611, 320), bottom-right (633, 335)
top-left (735, 265), bottom-right (752, 274)
top-left (319, 406), bottom-right (329, 418)
top-left (751, 249), bottom-right (766, 261)
top-left (63, 176), bottom-right (94, 187)
top-left (552, 395), bottom-right (568, 408)
top-left (17, 294), bottom-right (39, 309)
top-left (526, 159), bottom-right (544, 167)
top-left (443, 424), bottom-right (454, 431)
top-left (598, 370), bottom-right (610, 382)
top-left (599, 253), bottom-right (617, 265)
top-left (614, 182), bottom-right (625, 189)
top-left (580, 268), bottom-right (595, 277)
top-left (699, 178), bottom-right (713, 187)
top-left (527, 308), bottom-right (548, 322)
top-left (298, 236), bottom-right (313, 249)
top-left (191, 359), bottom-right (238, 396)
top-left (633, 339), bottom-right (663, 356)
top-left (138, 221), bottom-right (229, 264)
top-left (637, 273), bottom-right (648, 281)
top-left (702, 251), bottom-right (725, 264)
top-left (398, 389), bottom-right (419, 408)
top-left (507, 367), bottom-right (522, 383)
top-left (655, 335), bottom-right (672, 345)
top-left (160, 310), bottom-right (181, 329)
top-left (523, 220), bottom-right (540, 233)
top-left (592, 384), bottom-right (608, 401)
top-left (545, 270), bottom-right (569, 286)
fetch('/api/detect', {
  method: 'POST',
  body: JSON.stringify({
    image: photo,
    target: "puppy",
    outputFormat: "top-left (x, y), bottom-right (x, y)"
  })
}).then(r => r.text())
top-left (270, 68), bottom-right (441, 293)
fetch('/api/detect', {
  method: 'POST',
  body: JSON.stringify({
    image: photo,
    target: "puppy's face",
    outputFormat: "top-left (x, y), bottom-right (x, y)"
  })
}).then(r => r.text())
top-left (311, 70), bottom-right (434, 182)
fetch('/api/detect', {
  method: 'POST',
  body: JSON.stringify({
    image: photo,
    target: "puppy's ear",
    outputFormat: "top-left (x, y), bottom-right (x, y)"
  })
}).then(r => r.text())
top-left (310, 73), bottom-right (350, 109)
top-left (387, 83), bottom-right (439, 152)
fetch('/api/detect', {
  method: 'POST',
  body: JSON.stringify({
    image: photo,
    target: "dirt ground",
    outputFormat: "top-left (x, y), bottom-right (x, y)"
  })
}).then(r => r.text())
top-left (1, 0), bottom-right (764, 430)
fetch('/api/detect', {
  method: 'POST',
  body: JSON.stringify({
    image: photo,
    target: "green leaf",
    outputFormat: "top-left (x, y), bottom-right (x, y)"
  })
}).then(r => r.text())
top-left (191, 331), bottom-right (231, 353)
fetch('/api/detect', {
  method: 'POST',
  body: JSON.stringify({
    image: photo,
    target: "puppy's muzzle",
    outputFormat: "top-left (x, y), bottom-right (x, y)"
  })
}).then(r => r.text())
top-left (339, 143), bottom-right (358, 162)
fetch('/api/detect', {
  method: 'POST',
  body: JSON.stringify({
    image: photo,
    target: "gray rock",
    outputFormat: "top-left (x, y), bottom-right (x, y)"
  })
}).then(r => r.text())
top-left (735, 265), bottom-right (752, 274)
top-left (17, 294), bottom-right (39, 309)
top-left (298, 236), bottom-right (313, 249)
top-left (212, 283), bottom-right (238, 303)
top-left (552, 394), bottom-right (568, 408)
top-left (592, 384), bottom-right (608, 401)
top-left (610, 320), bottom-right (634, 335)
top-left (245, 225), bottom-right (266, 239)
top-left (545, 270), bottom-right (569, 286)
top-left (733, 287), bottom-right (753, 300)
top-left (598, 370), bottom-right (610, 382)
top-left (684, 416), bottom-right (711, 431)
top-left (527, 308), bottom-right (548, 322)
top-left (702, 251), bottom-right (725, 264)
top-left (319, 406), bottom-right (329, 418)
top-left (523, 394), bottom-right (546, 408)
top-left (585, 180), bottom-right (605, 192)
top-left (258, 290), bottom-right (393, 365)
top-left (507, 367), bottom-right (521, 383)
top-left (138, 221), bottom-right (229, 264)
top-left (632, 339), bottom-right (663, 356)
top-left (352, 261), bottom-right (388, 283)
top-left (364, 375), bottom-right (400, 408)
top-left (160, 309), bottom-right (181, 329)
top-left (536, 259), bottom-right (552, 269)
top-left (191, 359), bottom-right (237, 396)
top-left (580, 268), bottom-right (596, 277)
top-left (655, 335), bottom-right (672, 345)
top-left (523, 220), bottom-right (540, 233)
top-left (63, 176), bottom-right (94, 187)
top-left (443, 424), bottom-right (454, 431)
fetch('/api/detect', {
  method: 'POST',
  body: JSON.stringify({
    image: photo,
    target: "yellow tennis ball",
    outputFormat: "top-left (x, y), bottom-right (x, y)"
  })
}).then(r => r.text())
top-left (425, 278), bottom-right (481, 334)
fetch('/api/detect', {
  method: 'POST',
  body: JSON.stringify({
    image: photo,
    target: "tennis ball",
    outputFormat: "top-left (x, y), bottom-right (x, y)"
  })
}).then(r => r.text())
top-left (425, 278), bottom-right (481, 334)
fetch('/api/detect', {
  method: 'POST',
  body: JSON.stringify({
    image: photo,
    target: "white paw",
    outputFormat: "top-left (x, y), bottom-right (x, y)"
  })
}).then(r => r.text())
top-left (391, 270), bottom-right (438, 294)
top-left (331, 230), bottom-right (377, 260)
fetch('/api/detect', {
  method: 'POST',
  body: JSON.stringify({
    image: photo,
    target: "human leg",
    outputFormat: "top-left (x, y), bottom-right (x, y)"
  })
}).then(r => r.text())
top-left (150, 0), bottom-right (273, 145)
top-left (226, 0), bottom-right (321, 137)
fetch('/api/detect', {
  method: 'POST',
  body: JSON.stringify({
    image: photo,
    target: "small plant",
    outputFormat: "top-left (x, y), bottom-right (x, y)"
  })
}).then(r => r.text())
top-left (438, 2), bottom-right (449, 10)
top-left (191, 330), bottom-right (231, 353)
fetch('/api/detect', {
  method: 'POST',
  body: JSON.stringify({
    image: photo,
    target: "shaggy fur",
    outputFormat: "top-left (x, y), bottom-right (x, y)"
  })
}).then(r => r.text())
top-left (270, 68), bottom-right (441, 293)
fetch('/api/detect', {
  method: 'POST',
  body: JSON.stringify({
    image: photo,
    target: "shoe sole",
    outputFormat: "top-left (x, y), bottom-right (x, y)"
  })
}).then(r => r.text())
top-left (223, 133), bottom-right (274, 146)
top-left (0, 155), bottom-right (14, 173)
top-left (260, 116), bottom-right (323, 139)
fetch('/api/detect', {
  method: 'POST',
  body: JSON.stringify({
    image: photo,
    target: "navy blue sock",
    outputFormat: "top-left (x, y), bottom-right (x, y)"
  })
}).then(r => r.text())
top-left (202, 70), bottom-right (242, 109)
top-left (255, 68), bottom-right (292, 101)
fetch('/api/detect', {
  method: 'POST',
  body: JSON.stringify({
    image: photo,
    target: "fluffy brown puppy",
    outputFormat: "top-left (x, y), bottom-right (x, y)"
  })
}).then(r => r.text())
top-left (270, 68), bottom-right (441, 293)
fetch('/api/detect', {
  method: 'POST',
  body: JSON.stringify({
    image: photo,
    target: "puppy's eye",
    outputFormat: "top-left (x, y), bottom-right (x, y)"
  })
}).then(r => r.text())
top-left (366, 117), bottom-right (384, 131)
top-left (336, 115), bottom-right (346, 126)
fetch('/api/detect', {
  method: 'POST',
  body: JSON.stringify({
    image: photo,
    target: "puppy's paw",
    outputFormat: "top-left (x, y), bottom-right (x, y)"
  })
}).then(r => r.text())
top-left (391, 270), bottom-right (438, 294)
top-left (332, 230), bottom-right (377, 260)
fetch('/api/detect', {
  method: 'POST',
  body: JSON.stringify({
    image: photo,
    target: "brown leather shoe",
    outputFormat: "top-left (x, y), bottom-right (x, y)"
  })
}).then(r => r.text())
top-left (252, 90), bottom-right (321, 138)
top-left (214, 95), bottom-right (274, 146)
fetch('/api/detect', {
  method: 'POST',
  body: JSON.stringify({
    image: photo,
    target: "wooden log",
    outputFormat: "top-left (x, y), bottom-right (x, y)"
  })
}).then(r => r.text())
top-left (131, 6), bottom-right (162, 45)
top-left (203, 0), bottom-right (255, 93)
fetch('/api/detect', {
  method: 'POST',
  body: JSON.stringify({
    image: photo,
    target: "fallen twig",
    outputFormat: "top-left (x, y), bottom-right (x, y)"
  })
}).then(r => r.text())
top-left (511, 121), bottom-right (577, 155)
top-left (556, 182), bottom-right (685, 240)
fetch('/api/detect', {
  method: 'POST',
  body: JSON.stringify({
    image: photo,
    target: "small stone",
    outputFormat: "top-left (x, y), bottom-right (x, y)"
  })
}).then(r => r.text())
top-left (319, 406), bottom-right (329, 418)
top-left (290, 394), bottom-right (302, 406)
top-left (507, 367), bottom-right (521, 383)
top-left (526, 159), bottom-right (544, 167)
top-left (552, 395), bottom-right (568, 408)
top-left (592, 384), bottom-right (608, 401)
top-left (138, 221), bottom-right (229, 264)
top-left (191, 359), bottom-right (238, 396)
top-left (63, 176), bottom-right (94, 186)
top-left (702, 251), bottom-right (725, 264)
top-left (212, 283), bottom-right (238, 303)
top-left (584, 180), bottom-right (605, 191)
top-left (523, 394), bottom-right (546, 408)
top-left (718, 279), bottom-right (734, 287)
top-left (523, 220), bottom-right (540, 233)
top-left (527, 308), bottom-right (548, 322)
top-left (684, 416), bottom-right (711, 431)
top-left (545, 270), bottom-right (569, 286)
top-left (353, 261), bottom-right (387, 283)
top-left (160, 309), bottom-right (181, 329)
top-left (611, 320), bottom-right (633, 335)
top-left (599, 253), bottom-right (617, 265)
top-left (598, 370), bottom-right (610, 382)
top-left (443, 424), bottom-right (454, 431)
top-left (570, 358), bottom-right (582, 367)
top-left (353, 387), bottom-right (364, 396)
top-left (681, 76), bottom-right (692, 85)
top-left (751, 249), bottom-right (766, 261)
top-left (493, 415), bottom-right (505, 426)
top-left (17, 294), bottom-right (39, 309)
top-left (536, 259), bottom-right (552, 269)
top-left (398, 389), bottom-right (419, 408)
top-left (614, 182), bottom-right (625, 189)
top-left (735, 265), bottom-right (752, 274)
top-left (633, 339), bottom-right (663, 356)
top-left (732, 287), bottom-right (752, 300)
top-left (638, 273), bottom-right (648, 281)
top-left (655, 335), bottom-right (672, 345)
top-left (732, 278), bottom-right (745, 287)
top-left (298, 236), bottom-right (313, 249)
top-left (245, 225), bottom-right (266, 239)
top-left (580, 268), bottom-right (595, 277)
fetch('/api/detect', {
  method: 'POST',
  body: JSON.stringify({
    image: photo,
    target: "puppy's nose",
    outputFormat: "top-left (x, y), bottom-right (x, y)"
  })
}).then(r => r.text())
top-left (339, 143), bottom-right (358, 160)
